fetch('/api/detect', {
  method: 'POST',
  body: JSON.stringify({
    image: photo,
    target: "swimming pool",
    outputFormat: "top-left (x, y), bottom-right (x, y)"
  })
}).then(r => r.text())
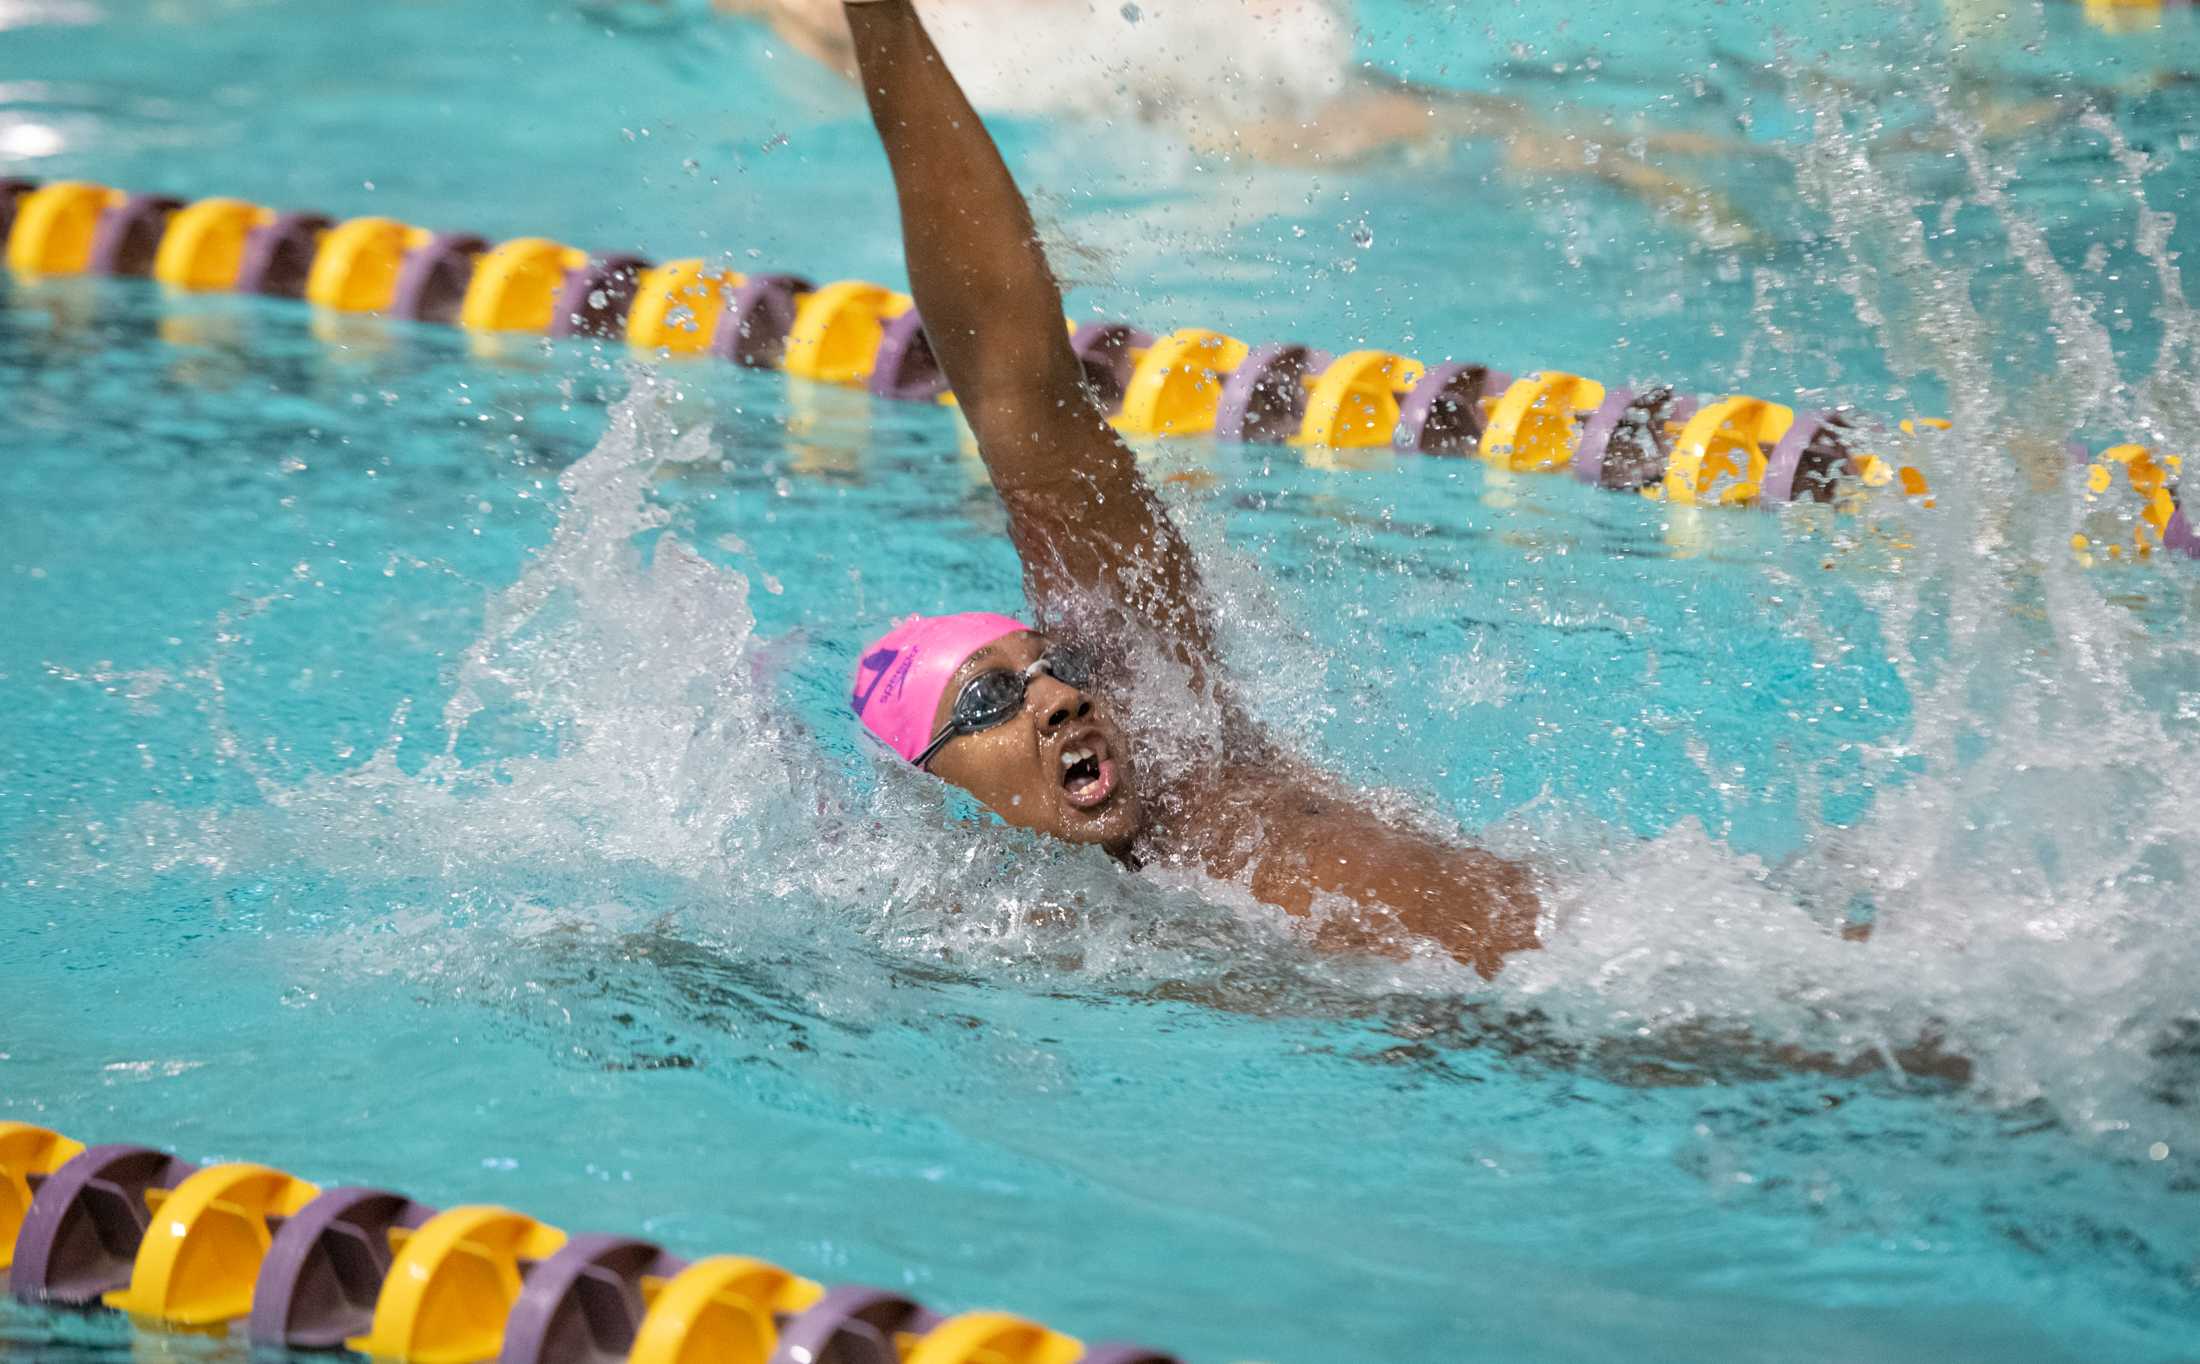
top-left (7, 1), bottom-right (2200, 1360)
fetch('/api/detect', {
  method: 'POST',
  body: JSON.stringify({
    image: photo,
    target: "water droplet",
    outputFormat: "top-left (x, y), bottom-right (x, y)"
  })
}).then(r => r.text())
top-left (1119, 1), bottom-right (1141, 21)
top-left (1348, 219), bottom-right (1374, 249)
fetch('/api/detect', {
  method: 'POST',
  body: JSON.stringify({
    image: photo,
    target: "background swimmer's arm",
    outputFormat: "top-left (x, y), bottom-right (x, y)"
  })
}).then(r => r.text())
top-left (844, 0), bottom-right (1219, 666)
top-left (718, 0), bottom-right (859, 80)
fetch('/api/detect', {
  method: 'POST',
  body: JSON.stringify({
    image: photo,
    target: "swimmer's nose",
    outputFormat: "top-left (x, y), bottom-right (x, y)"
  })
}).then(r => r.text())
top-left (1026, 673), bottom-right (1090, 731)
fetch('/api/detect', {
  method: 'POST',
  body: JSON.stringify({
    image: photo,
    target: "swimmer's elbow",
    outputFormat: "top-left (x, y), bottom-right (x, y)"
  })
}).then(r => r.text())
top-left (968, 384), bottom-right (1121, 477)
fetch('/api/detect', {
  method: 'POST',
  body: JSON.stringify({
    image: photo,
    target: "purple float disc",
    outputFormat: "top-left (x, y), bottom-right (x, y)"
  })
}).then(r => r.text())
top-left (9, 1144), bottom-right (199, 1307)
top-left (1076, 1346), bottom-right (1183, 1364)
top-left (709, 272), bottom-right (811, 367)
top-left (1394, 362), bottom-right (1510, 455)
top-left (1569, 385), bottom-right (1635, 485)
top-left (2162, 504), bottom-right (2200, 559)
top-left (867, 307), bottom-right (950, 402)
top-left (497, 1234), bottom-right (687, 1364)
top-left (236, 212), bottom-right (331, 298)
top-left (87, 193), bottom-right (183, 277)
top-left (1215, 342), bottom-right (1323, 445)
top-left (2066, 439), bottom-right (2095, 467)
top-left (390, 232), bottom-right (487, 323)
top-left (1069, 322), bottom-right (1154, 414)
top-left (550, 254), bottom-right (651, 340)
top-left (1758, 409), bottom-right (1831, 504)
top-left (247, 1186), bottom-right (437, 1350)
top-left (0, 178), bottom-right (36, 243)
top-left (1581, 389), bottom-right (1698, 490)
top-left (767, 1284), bottom-right (923, 1364)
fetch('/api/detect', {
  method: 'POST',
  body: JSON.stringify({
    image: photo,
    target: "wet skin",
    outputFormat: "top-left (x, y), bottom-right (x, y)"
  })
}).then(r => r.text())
top-left (925, 631), bottom-right (1540, 979)
top-left (846, 0), bottom-right (1542, 978)
top-left (924, 631), bottom-right (1142, 854)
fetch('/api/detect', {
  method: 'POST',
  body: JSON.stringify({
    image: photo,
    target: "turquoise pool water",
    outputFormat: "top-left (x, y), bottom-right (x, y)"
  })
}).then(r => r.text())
top-left (7, 2), bottom-right (2200, 1360)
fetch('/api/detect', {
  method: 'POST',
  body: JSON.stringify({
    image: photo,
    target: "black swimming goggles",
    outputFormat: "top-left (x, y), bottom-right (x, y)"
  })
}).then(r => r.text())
top-left (913, 645), bottom-right (1098, 770)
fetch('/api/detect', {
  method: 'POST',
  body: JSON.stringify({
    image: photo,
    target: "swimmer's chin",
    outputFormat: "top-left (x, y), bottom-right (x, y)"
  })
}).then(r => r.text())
top-left (1039, 722), bottom-right (1142, 852)
top-left (946, 718), bottom-right (1145, 855)
top-left (1050, 769), bottom-right (1143, 855)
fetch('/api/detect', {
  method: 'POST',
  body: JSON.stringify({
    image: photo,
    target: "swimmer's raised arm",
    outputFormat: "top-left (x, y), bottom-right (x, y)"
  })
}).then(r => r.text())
top-left (843, 0), bottom-right (1218, 669)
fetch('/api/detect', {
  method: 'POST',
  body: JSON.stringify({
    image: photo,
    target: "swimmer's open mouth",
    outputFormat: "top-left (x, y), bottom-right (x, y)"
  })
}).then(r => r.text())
top-left (1058, 732), bottom-right (1117, 809)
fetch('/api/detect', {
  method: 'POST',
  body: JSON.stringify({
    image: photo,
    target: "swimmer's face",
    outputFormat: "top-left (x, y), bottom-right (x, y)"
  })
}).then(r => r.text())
top-left (924, 631), bottom-right (1141, 852)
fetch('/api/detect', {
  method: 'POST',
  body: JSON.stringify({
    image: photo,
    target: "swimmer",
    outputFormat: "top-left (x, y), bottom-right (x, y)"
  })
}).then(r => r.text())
top-left (722, 0), bottom-right (1760, 248)
top-left (838, 0), bottom-right (1540, 979)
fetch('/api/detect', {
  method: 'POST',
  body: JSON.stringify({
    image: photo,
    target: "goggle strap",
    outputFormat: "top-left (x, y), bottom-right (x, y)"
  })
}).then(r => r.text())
top-left (912, 726), bottom-right (957, 770)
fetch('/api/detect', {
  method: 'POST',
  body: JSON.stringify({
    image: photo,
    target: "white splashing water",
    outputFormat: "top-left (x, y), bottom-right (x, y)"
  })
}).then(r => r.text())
top-left (178, 189), bottom-right (2199, 1164)
top-left (1494, 45), bottom-right (2200, 1160)
top-left (917, 0), bottom-right (1349, 128)
top-left (101, 373), bottom-right (1337, 1007)
top-left (69, 34), bottom-right (2200, 1167)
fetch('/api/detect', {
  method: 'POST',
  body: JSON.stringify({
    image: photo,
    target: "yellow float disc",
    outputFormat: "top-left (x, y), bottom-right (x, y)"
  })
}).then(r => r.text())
top-left (102, 1162), bottom-right (320, 1326)
top-left (151, 197), bottom-right (271, 291)
top-left (1663, 394), bottom-right (1795, 506)
top-left (305, 217), bottom-right (430, 313)
top-left (781, 278), bottom-right (909, 382)
top-left (1113, 328), bottom-right (1250, 436)
top-left (904, 1310), bottom-right (1084, 1364)
top-left (345, 1205), bottom-right (567, 1364)
top-left (1295, 349), bottom-right (1425, 449)
top-left (1479, 371), bottom-right (1607, 474)
top-left (0, 1123), bottom-right (84, 1272)
top-left (460, 237), bottom-right (590, 333)
top-left (5, 181), bottom-right (123, 276)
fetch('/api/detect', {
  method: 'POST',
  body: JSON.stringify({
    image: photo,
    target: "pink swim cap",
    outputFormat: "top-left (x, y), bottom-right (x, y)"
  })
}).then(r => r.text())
top-left (850, 612), bottom-right (1033, 762)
